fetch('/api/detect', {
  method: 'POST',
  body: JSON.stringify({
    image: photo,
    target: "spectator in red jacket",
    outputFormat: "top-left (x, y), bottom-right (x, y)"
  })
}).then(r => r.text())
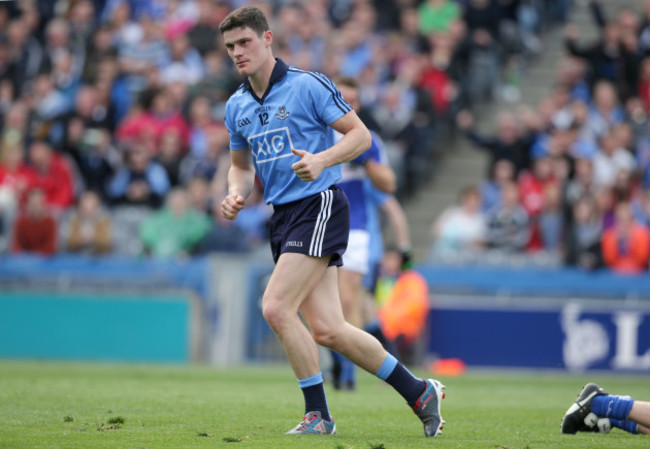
top-left (116, 87), bottom-right (190, 153)
top-left (26, 140), bottom-right (76, 211)
top-left (601, 201), bottom-right (650, 274)
top-left (518, 155), bottom-right (557, 250)
top-left (12, 188), bottom-right (57, 255)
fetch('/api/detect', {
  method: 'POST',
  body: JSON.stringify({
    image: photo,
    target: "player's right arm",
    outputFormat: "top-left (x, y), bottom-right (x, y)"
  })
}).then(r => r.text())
top-left (222, 148), bottom-right (254, 220)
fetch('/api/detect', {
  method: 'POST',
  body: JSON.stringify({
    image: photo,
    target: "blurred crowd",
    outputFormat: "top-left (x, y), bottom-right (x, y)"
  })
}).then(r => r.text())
top-left (0, 0), bottom-right (568, 259)
top-left (430, 0), bottom-right (650, 274)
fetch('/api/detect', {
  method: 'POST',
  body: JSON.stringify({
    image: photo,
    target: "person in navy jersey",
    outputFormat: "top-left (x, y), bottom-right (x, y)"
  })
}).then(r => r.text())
top-left (329, 75), bottom-right (396, 391)
top-left (219, 6), bottom-right (445, 437)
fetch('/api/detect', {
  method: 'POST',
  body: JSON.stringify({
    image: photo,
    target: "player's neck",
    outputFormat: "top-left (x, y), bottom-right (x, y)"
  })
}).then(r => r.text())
top-left (248, 55), bottom-right (276, 98)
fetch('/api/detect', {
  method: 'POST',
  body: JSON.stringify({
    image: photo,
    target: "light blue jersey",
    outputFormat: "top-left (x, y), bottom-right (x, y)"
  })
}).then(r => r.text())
top-left (225, 59), bottom-right (352, 205)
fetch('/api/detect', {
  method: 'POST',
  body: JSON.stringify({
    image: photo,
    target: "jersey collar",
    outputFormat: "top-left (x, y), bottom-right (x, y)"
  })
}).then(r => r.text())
top-left (243, 58), bottom-right (288, 105)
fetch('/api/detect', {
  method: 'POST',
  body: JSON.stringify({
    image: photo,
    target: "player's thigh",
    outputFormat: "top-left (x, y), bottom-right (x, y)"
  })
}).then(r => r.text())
top-left (339, 268), bottom-right (364, 305)
top-left (300, 266), bottom-right (347, 338)
top-left (263, 252), bottom-right (330, 313)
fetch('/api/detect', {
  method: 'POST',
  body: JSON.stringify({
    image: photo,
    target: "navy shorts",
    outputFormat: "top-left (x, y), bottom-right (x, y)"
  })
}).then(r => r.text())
top-left (269, 185), bottom-right (350, 267)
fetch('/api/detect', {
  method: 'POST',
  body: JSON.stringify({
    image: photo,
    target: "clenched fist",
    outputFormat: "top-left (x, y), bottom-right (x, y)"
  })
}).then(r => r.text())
top-left (291, 148), bottom-right (325, 182)
top-left (221, 193), bottom-right (245, 220)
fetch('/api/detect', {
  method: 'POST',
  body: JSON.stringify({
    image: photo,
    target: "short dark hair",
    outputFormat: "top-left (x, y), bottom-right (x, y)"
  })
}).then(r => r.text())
top-left (332, 75), bottom-right (359, 90)
top-left (218, 6), bottom-right (270, 36)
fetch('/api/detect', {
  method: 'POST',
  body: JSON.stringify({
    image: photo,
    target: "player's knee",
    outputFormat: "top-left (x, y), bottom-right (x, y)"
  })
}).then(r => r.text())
top-left (261, 299), bottom-right (286, 331)
top-left (312, 326), bottom-right (342, 349)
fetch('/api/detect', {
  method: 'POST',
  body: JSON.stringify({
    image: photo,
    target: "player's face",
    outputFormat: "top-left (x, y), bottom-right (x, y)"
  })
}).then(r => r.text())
top-left (223, 26), bottom-right (272, 77)
top-left (338, 85), bottom-right (360, 112)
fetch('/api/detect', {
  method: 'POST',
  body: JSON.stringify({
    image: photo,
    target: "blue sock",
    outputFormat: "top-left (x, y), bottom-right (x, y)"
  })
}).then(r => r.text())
top-left (609, 418), bottom-right (639, 434)
top-left (592, 395), bottom-right (634, 420)
top-left (298, 373), bottom-right (330, 421)
top-left (375, 353), bottom-right (426, 407)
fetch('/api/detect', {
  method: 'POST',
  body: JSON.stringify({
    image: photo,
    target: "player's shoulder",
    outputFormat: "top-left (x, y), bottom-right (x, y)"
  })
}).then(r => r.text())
top-left (225, 83), bottom-right (249, 113)
top-left (226, 83), bottom-right (248, 103)
top-left (286, 66), bottom-right (337, 90)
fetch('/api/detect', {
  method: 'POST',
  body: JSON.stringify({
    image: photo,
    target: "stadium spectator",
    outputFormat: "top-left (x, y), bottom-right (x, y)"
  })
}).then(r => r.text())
top-left (456, 109), bottom-right (535, 176)
top-left (1, 102), bottom-right (30, 154)
top-left (82, 25), bottom-right (118, 82)
top-left (107, 144), bottom-right (170, 208)
top-left (187, 0), bottom-right (220, 57)
top-left (564, 157), bottom-right (596, 216)
top-left (417, 0), bottom-right (461, 35)
top-left (117, 13), bottom-right (169, 98)
top-left (480, 159), bottom-right (515, 213)
top-left (539, 182), bottom-right (564, 252)
top-left (5, 16), bottom-right (44, 93)
top-left (11, 188), bottom-right (57, 256)
top-left (41, 17), bottom-right (85, 87)
top-left (50, 49), bottom-right (82, 110)
top-left (26, 140), bottom-right (76, 211)
top-left (584, 81), bottom-right (625, 144)
top-left (485, 181), bottom-right (530, 252)
top-left (31, 72), bottom-right (71, 128)
top-left (160, 32), bottom-right (204, 86)
top-left (69, 84), bottom-right (117, 133)
top-left (563, 5), bottom-right (628, 94)
top-left (430, 185), bottom-right (485, 258)
top-left (565, 195), bottom-right (603, 269)
top-left (139, 187), bottom-right (210, 258)
top-left (155, 128), bottom-right (183, 186)
top-left (68, 127), bottom-right (119, 201)
top-left (63, 190), bottom-right (112, 255)
top-left (518, 156), bottom-right (557, 250)
top-left (592, 131), bottom-right (636, 187)
top-left (601, 201), bottom-right (650, 273)
top-left (92, 57), bottom-right (132, 125)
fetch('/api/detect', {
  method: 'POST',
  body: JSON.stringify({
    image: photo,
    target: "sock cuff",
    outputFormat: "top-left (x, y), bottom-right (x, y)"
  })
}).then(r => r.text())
top-left (609, 418), bottom-right (639, 435)
top-left (298, 372), bottom-right (323, 389)
top-left (376, 353), bottom-right (398, 380)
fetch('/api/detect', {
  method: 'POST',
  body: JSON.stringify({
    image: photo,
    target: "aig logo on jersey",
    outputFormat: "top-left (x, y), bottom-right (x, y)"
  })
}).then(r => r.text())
top-left (247, 127), bottom-right (296, 164)
top-left (275, 105), bottom-right (290, 120)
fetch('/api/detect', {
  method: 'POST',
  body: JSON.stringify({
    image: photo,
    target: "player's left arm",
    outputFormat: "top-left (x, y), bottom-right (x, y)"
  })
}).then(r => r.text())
top-left (291, 111), bottom-right (371, 182)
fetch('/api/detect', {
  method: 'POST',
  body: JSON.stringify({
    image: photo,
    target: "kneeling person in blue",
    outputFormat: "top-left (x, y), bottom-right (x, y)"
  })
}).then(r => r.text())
top-left (219, 6), bottom-right (445, 437)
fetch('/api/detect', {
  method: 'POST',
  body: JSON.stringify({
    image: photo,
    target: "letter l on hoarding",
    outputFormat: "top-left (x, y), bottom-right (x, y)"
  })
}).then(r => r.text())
top-left (612, 312), bottom-right (650, 370)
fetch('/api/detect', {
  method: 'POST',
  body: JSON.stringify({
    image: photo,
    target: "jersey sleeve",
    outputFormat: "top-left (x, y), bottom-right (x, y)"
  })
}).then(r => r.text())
top-left (307, 73), bottom-right (353, 125)
top-left (224, 98), bottom-right (249, 150)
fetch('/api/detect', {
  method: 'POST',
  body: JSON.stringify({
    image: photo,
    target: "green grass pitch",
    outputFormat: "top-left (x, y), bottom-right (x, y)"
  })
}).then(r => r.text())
top-left (0, 360), bottom-right (648, 448)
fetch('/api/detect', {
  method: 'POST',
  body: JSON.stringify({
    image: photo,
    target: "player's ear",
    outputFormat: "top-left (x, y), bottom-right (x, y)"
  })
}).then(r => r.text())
top-left (264, 30), bottom-right (273, 47)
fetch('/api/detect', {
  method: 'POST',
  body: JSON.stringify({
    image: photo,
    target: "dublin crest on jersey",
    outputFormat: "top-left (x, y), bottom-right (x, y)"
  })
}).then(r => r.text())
top-left (275, 105), bottom-right (291, 120)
